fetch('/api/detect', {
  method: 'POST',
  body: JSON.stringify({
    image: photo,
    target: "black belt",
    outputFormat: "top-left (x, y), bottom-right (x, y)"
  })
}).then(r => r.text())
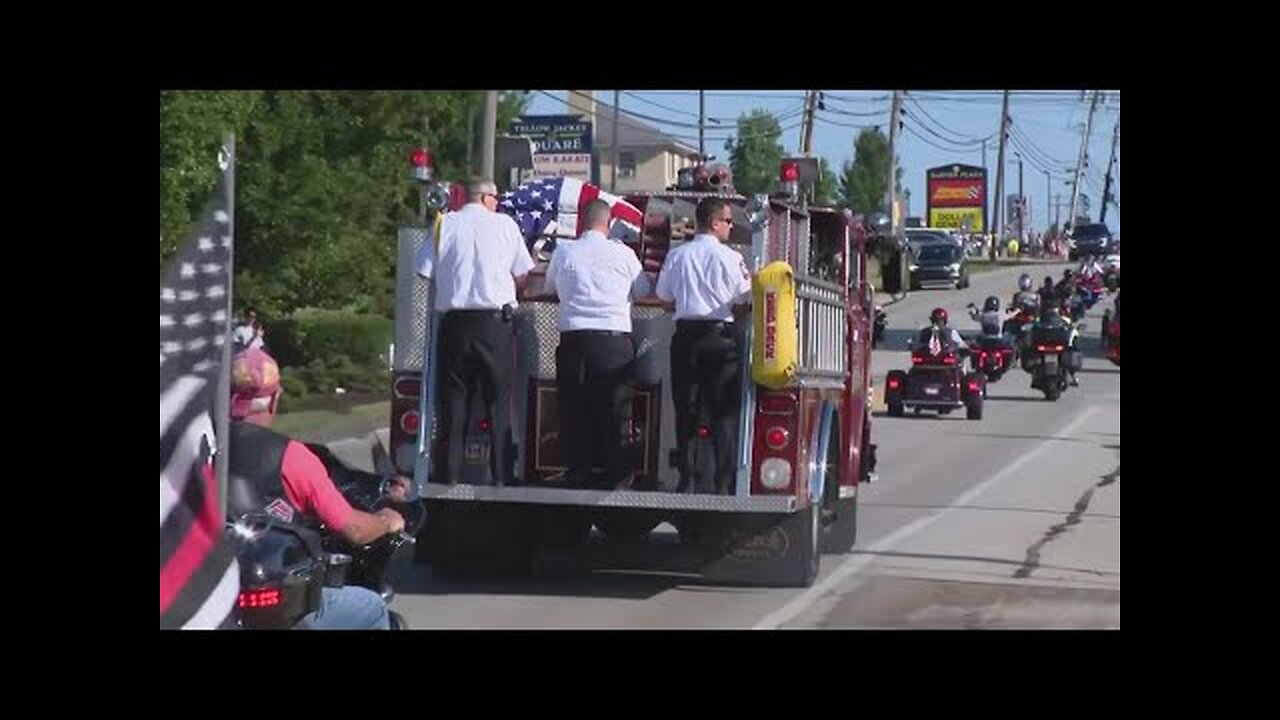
top-left (676, 319), bottom-right (731, 329)
top-left (445, 308), bottom-right (505, 319)
top-left (562, 330), bottom-right (630, 337)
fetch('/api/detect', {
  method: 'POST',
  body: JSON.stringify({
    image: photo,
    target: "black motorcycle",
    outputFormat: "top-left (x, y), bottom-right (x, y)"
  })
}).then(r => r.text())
top-left (967, 334), bottom-right (1016, 394)
top-left (230, 441), bottom-right (425, 630)
top-left (1019, 320), bottom-right (1083, 401)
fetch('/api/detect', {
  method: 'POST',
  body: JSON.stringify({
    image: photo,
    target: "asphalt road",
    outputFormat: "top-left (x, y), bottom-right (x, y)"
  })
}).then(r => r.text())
top-left (330, 262), bottom-right (1119, 629)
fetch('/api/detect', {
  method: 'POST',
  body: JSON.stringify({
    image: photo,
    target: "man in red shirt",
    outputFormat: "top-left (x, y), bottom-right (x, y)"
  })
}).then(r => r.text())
top-left (227, 348), bottom-right (407, 630)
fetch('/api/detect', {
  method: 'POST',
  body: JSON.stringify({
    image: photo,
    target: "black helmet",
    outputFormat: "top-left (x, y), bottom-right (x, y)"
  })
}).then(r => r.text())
top-left (1063, 269), bottom-right (1075, 280)
top-left (930, 307), bottom-right (949, 326)
top-left (983, 296), bottom-right (1000, 313)
top-left (1043, 275), bottom-right (1055, 288)
top-left (1018, 273), bottom-right (1033, 291)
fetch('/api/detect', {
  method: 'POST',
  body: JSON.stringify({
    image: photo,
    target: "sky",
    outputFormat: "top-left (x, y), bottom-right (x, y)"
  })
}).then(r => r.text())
top-left (526, 90), bottom-right (1120, 236)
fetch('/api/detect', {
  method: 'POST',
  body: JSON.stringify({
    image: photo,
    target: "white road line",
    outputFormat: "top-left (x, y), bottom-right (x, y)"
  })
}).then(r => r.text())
top-left (752, 406), bottom-right (1101, 630)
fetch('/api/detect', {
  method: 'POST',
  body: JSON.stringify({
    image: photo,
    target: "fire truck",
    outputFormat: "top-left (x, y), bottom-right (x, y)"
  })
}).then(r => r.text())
top-left (389, 153), bottom-right (878, 587)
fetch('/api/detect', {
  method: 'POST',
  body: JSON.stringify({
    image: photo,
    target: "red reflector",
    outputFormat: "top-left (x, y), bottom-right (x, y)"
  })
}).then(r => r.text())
top-left (765, 426), bottom-right (789, 450)
top-left (943, 356), bottom-right (957, 365)
top-left (697, 426), bottom-right (711, 439)
top-left (911, 356), bottom-right (924, 365)
top-left (394, 377), bottom-right (422, 398)
top-left (887, 377), bottom-right (901, 390)
top-left (758, 392), bottom-right (796, 415)
top-left (780, 162), bottom-right (800, 182)
top-left (478, 419), bottom-right (491, 432)
top-left (401, 411), bottom-right (420, 435)
top-left (410, 148), bottom-right (432, 168)
top-left (238, 589), bottom-right (281, 609)
top-left (968, 381), bottom-right (980, 392)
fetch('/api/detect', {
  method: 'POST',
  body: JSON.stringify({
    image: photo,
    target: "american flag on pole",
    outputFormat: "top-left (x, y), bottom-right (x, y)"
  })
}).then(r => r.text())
top-left (498, 177), bottom-right (643, 251)
top-left (160, 151), bottom-right (239, 630)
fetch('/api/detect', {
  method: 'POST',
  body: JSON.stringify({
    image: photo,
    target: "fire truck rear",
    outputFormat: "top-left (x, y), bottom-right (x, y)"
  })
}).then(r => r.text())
top-left (389, 154), bottom-right (878, 587)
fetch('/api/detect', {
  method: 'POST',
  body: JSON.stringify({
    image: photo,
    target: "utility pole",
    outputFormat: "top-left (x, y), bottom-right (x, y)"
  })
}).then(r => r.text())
top-left (886, 90), bottom-right (903, 229)
top-left (1016, 151), bottom-right (1024, 240)
top-left (1068, 90), bottom-right (1101, 229)
top-left (800, 90), bottom-right (818, 155)
top-left (481, 91), bottom-right (498, 180)
top-left (611, 89), bottom-right (621, 192)
top-left (1100, 113), bottom-right (1120, 224)
top-left (990, 89), bottom-right (1010, 261)
top-left (1044, 169), bottom-right (1051, 233)
top-left (699, 90), bottom-right (706, 160)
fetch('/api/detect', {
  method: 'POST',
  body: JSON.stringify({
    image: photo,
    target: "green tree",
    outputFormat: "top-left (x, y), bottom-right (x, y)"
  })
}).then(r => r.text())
top-left (724, 110), bottom-right (785, 196)
top-left (837, 128), bottom-right (904, 214)
top-left (160, 90), bottom-right (532, 319)
top-left (813, 156), bottom-right (837, 206)
top-left (160, 91), bottom-right (262, 263)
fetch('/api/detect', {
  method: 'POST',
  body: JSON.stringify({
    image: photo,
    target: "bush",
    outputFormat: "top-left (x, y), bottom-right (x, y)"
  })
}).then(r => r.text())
top-left (279, 368), bottom-right (309, 401)
top-left (290, 308), bottom-right (392, 368)
top-left (297, 358), bottom-right (337, 396)
top-left (261, 308), bottom-right (390, 369)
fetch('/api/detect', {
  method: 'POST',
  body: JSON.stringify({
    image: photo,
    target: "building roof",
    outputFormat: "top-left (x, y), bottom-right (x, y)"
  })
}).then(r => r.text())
top-left (589, 104), bottom-right (700, 156)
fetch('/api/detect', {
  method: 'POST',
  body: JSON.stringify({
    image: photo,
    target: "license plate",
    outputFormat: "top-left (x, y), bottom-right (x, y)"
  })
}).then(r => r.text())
top-left (464, 440), bottom-right (489, 465)
top-left (924, 386), bottom-right (941, 396)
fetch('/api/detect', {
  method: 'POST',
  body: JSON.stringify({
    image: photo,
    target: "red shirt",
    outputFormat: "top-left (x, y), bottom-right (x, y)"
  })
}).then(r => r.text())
top-left (280, 440), bottom-right (355, 531)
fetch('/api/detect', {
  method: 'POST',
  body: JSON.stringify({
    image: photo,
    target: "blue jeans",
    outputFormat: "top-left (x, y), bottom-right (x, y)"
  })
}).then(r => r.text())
top-left (299, 586), bottom-right (389, 630)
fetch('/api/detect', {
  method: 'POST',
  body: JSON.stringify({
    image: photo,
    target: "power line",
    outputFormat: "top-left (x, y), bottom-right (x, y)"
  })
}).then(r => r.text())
top-left (1008, 122), bottom-right (1072, 167)
top-left (1007, 132), bottom-right (1065, 175)
top-left (822, 103), bottom-right (892, 118)
top-left (567, 90), bottom-right (708, 130)
top-left (621, 91), bottom-right (708, 120)
top-left (823, 92), bottom-right (894, 104)
top-left (902, 122), bottom-right (986, 157)
top-left (537, 91), bottom-right (804, 144)
top-left (813, 112), bottom-right (882, 130)
top-left (638, 90), bottom-right (813, 101)
top-left (904, 94), bottom-right (991, 145)
top-left (903, 108), bottom-right (990, 147)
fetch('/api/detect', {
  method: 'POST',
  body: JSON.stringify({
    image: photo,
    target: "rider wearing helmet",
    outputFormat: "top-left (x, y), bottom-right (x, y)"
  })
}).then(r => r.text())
top-left (914, 306), bottom-right (969, 353)
top-left (1010, 273), bottom-right (1040, 313)
top-left (1055, 268), bottom-right (1078, 302)
top-left (1036, 306), bottom-right (1081, 387)
top-left (968, 296), bottom-right (1005, 338)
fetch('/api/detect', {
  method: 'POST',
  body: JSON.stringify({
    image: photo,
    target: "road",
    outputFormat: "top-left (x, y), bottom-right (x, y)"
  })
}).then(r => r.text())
top-left (331, 263), bottom-right (1120, 629)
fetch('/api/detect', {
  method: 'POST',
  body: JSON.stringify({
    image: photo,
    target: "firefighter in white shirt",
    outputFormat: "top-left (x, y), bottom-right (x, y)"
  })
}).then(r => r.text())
top-left (416, 178), bottom-right (536, 486)
top-left (654, 196), bottom-right (752, 495)
top-left (544, 199), bottom-right (649, 489)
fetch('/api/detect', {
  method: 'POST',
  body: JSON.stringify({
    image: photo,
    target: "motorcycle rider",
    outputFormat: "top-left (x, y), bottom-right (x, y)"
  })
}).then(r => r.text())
top-left (1036, 306), bottom-right (1080, 388)
top-left (912, 307), bottom-right (968, 355)
top-left (1010, 273), bottom-right (1040, 311)
top-left (967, 296), bottom-right (1005, 339)
top-left (1037, 275), bottom-right (1057, 311)
top-left (226, 347), bottom-right (409, 630)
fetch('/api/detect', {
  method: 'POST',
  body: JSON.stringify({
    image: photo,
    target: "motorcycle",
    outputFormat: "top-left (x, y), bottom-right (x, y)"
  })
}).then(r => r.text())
top-left (230, 440), bottom-right (425, 630)
top-left (1102, 306), bottom-right (1120, 367)
top-left (872, 307), bottom-right (887, 348)
top-left (885, 329), bottom-right (985, 420)
top-left (967, 334), bottom-right (1016, 393)
top-left (1020, 319), bottom-right (1083, 401)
